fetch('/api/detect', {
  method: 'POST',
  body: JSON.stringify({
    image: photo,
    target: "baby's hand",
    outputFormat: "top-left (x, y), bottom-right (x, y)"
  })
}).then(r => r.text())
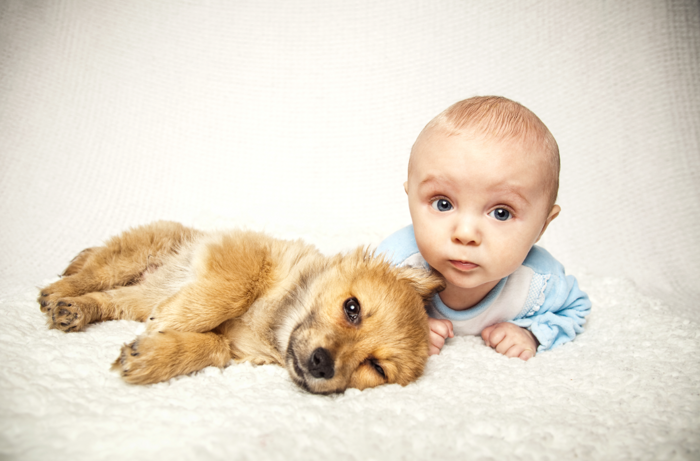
top-left (428, 318), bottom-right (454, 355)
top-left (481, 322), bottom-right (538, 361)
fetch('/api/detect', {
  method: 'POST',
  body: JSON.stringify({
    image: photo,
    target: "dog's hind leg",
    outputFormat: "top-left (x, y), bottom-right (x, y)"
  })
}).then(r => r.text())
top-left (39, 221), bottom-right (200, 327)
top-left (47, 284), bottom-right (158, 332)
top-left (112, 331), bottom-right (232, 384)
top-left (38, 247), bottom-right (99, 316)
top-left (61, 247), bottom-right (98, 276)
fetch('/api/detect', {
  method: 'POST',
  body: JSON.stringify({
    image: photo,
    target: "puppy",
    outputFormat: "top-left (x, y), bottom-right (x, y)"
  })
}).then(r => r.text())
top-left (38, 221), bottom-right (444, 394)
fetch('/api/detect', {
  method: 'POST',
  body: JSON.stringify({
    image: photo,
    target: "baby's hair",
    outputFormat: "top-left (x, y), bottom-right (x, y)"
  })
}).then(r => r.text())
top-left (417, 96), bottom-right (560, 208)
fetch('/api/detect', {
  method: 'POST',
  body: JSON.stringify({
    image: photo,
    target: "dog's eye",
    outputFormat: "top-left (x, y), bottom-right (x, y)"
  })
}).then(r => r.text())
top-left (343, 297), bottom-right (361, 324)
top-left (370, 359), bottom-right (385, 379)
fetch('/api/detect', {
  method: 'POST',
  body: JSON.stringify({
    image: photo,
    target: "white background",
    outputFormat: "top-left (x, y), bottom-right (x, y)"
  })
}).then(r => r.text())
top-left (1, 0), bottom-right (698, 313)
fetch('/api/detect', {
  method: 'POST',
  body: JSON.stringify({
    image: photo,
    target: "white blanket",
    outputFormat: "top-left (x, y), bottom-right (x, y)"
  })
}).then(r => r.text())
top-left (1, 221), bottom-right (698, 460)
top-left (1, 1), bottom-right (698, 459)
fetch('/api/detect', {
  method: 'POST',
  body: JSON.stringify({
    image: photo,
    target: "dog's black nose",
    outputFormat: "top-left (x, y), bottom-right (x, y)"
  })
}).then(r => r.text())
top-left (308, 347), bottom-right (334, 380)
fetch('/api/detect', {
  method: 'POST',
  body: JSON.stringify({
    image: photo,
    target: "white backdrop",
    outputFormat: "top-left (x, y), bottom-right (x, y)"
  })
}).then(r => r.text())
top-left (1, 1), bottom-right (699, 460)
top-left (1, 0), bottom-right (698, 313)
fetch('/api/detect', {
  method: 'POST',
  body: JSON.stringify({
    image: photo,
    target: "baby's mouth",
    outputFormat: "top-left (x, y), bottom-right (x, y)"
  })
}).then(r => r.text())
top-left (449, 260), bottom-right (479, 271)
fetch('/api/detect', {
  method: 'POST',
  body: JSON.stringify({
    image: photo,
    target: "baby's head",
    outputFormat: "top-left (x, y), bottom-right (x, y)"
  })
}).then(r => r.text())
top-left (410, 96), bottom-right (560, 209)
top-left (405, 96), bottom-right (561, 307)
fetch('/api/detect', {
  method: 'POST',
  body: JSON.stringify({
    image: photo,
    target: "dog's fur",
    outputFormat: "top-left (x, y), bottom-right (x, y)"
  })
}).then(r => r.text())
top-left (38, 221), bottom-right (444, 394)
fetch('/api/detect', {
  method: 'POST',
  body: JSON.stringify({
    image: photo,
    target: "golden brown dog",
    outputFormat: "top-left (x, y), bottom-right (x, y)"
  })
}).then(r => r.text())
top-left (38, 221), bottom-right (443, 394)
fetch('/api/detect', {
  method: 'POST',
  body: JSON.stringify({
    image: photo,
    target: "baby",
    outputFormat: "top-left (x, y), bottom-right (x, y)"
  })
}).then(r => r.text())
top-left (378, 96), bottom-right (591, 360)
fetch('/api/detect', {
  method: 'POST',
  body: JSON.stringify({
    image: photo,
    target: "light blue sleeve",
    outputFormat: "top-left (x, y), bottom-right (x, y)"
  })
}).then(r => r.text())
top-left (375, 224), bottom-right (420, 266)
top-left (511, 246), bottom-right (592, 351)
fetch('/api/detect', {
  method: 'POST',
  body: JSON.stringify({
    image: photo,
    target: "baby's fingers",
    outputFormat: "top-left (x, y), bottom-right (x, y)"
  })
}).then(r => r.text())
top-left (494, 335), bottom-right (517, 355)
top-left (481, 324), bottom-right (506, 348)
top-left (502, 343), bottom-right (535, 361)
top-left (429, 330), bottom-right (447, 355)
top-left (518, 349), bottom-right (535, 361)
top-left (429, 318), bottom-right (454, 339)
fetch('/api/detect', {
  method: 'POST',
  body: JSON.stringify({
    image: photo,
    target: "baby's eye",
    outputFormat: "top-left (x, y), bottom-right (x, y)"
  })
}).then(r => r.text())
top-left (431, 198), bottom-right (453, 212)
top-left (489, 208), bottom-right (511, 221)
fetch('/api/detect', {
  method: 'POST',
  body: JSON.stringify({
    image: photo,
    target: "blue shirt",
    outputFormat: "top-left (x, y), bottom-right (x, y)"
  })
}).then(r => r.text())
top-left (376, 225), bottom-right (591, 351)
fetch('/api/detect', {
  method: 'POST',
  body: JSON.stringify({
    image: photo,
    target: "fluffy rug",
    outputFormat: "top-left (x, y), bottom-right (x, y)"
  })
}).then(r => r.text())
top-left (1, 221), bottom-right (698, 461)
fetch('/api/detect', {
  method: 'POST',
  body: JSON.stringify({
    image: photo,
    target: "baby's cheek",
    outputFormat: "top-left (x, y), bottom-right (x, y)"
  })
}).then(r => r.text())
top-left (492, 249), bottom-right (528, 278)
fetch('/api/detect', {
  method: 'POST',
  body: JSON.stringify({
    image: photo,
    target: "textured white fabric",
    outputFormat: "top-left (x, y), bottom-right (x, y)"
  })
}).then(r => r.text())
top-left (1, 1), bottom-right (699, 459)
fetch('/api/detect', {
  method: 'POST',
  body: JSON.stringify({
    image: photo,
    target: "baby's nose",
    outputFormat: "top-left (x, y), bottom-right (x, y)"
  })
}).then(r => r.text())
top-left (452, 217), bottom-right (481, 245)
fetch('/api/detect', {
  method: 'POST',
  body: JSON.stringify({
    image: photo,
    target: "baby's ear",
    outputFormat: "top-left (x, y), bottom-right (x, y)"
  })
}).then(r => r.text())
top-left (536, 204), bottom-right (561, 242)
top-left (397, 266), bottom-right (445, 299)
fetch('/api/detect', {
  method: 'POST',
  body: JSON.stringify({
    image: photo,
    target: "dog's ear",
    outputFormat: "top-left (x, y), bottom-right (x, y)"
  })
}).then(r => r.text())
top-left (396, 266), bottom-right (445, 299)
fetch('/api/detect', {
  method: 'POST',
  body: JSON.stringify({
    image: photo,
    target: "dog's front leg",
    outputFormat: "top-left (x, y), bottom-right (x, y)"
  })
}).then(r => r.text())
top-left (112, 331), bottom-right (231, 384)
top-left (146, 235), bottom-right (276, 333)
top-left (144, 280), bottom-right (261, 333)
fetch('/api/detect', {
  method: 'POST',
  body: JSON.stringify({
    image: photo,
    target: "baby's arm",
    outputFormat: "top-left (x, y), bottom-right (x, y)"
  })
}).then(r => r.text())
top-left (428, 318), bottom-right (454, 355)
top-left (481, 323), bottom-right (538, 361)
top-left (511, 274), bottom-right (591, 351)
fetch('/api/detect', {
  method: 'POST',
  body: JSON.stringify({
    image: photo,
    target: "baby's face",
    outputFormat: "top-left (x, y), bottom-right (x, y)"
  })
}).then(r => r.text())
top-left (406, 129), bottom-right (558, 304)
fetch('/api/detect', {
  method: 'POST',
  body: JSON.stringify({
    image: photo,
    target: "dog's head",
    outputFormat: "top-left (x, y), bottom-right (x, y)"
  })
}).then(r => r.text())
top-left (281, 248), bottom-right (444, 394)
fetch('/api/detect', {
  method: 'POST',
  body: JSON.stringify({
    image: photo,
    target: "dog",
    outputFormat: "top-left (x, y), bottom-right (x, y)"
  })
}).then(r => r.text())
top-left (38, 221), bottom-right (444, 394)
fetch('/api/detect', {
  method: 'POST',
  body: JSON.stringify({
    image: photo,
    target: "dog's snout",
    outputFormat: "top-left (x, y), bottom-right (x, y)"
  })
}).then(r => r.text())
top-left (308, 347), bottom-right (334, 380)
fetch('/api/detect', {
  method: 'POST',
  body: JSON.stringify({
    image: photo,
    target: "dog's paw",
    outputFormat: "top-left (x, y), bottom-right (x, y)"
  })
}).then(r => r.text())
top-left (49, 299), bottom-right (88, 332)
top-left (112, 333), bottom-right (173, 385)
top-left (112, 338), bottom-right (142, 383)
top-left (38, 279), bottom-right (78, 314)
top-left (37, 290), bottom-right (56, 314)
top-left (38, 284), bottom-right (65, 314)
